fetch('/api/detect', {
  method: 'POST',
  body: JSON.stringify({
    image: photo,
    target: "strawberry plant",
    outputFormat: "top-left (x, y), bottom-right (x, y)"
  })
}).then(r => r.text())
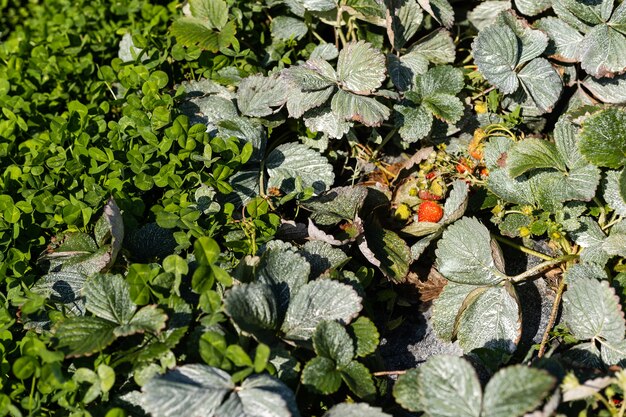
top-left (4, 0), bottom-right (626, 416)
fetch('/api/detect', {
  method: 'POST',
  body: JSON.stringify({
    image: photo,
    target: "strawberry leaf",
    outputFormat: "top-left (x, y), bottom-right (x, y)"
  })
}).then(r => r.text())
top-left (562, 264), bottom-right (626, 343)
top-left (394, 355), bottom-right (482, 416)
top-left (323, 403), bottom-right (391, 417)
top-left (580, 108), bottom-right (626, 169)
top-left (435, 217), bottom-right (507, 285)
top-left (456, 283), bottom-right (522, 353)
top-left (481, 366), bottom-right (556, 417)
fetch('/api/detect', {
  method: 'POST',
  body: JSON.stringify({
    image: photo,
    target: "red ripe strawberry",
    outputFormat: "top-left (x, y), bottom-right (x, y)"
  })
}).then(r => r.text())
top-left (417, 201), bottom-right (443, 223)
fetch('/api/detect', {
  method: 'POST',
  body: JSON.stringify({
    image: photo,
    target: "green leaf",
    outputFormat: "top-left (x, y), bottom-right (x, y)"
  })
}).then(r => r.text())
top-left (13, 356), bottom-right (37, 380)
top-left (388, 52), bottom-right (428, 91)
top-left (514, 0), bottom-right (552, 16)
top-left (300, 241), bottom-right (349, 278)
top-left (266, 142), bottom-right (335, 195)
top-left (323, 403), bottom-right (392, 417)
top-left (571, 217), bottom-right (611, 266)
top-left (600, 340), bottom-right (626, 366)
top-left (457, 284), bottom-right (522, 353)
top-left (604, 220), bottom-right (626, 257)
top-left (84, 274), bottom-right (135, 324)
top-left (313, 321), bottom-right (354, 367)
top-left (163, 255), bottom-right (189, 279)
top-left (336, 41), bottom-right (386, 93)
top-left (302, 0), bottom-right (337, 12)
top-left (340, 360), bottom-right (376, 400)
top-left (387, 0), bottom-right (423, 50)
top-left (604, 170), bottom-right (626, 216)
top-left (349, 317), bottom-right (379, 357)
top-left (285, 86), bottom-right (334, 119)
top-left (344, 0), bottom-right (385, 18)
top-left (171, 18), bottom-right (233, 53)
top-left (443, 180), bottom-right (469, 223)
top-left (394, 356), bottom-right (482, 416)
top-left (435, 217), bottom-right (507, 285)
top-left (271, 16), bottom-right (308, 40)
top-left (417, 0), bottom-right (455, 28)
top-left (227, 167), bottom-right (262, 207)
top-left (580, 108), bottom-right (626, 169)
top-left (200, 331), bottom-right (228, 368)
top-left (489, 120), bottom-right (599, 209)
top-left (611, 1), bottom-right (626, 33)
top-left (555, 0), bottom-right (613, 26)
top-left (224, 283), bottom-right (279, 341)
top-left (311, 43), bottom-right (339, 60)
top-left (580, 24), bottom-right (626, 78)
top-left (419, 65), bottom-right (465, 96)
top-left (195, 237), bottom-right (221, 266)
top-left (410, 28), bottom-right (456, 65)
top-left (116, 305), bottom-right (167, 337)
top-left (472, 25), bottom-right (520, 94)
top-left (141, 365), bottom-right (300, 417)
top-left (360, 221), bottom-right (411, 282)
top-left (226, 345), bottom-right (253, 367)
top-left (303, 185), bottom-right (368, 226)
top-left (237, 75), bottom-right (288, 118)
top-left (257, 246), bottom-right (310, 317)
top-left (421, 93), bottom-right (464, 124)
top-left (281, 280), bottom-right (362, 341)
top-left (32, 271), bottom-right (87, 313)
top-left (583, 74), bottom-right (626, 104)
top-left (486, 137), bottom-right (535, 206)
top-left (395, 103), bottom-right (433, 143)
top-left (507, 138), bottom-right (566, 178)
top-left (253, 344), bottom-right (271, 373)
top-left (482, 366), bottom-right (555, 417)
top-left (536, 17), bottom-right (583, 62)
top-left (496, 10), bottom-right (548, 64)
top-left (304, 105), bottom-right (352, 139)
top-left (55, 317), bottom-right (117, 357)
top-left (234, 374), bottom-right (301, 416)
top-left (283, 64), bottom-right (336, 92)
top-left (432, 281), bottom-right (476, 340)
top-left (562, 264), bottom-right (625, 343)
top-left (189, 0), bottom-right (228, 30)
top-left (301, 357), bottom-right (342, 394)
top-left (331, 89), bottom-right (390, 127)
top-left (468, 1), bottom-right (512, 31)
top-left (516, 57), bottom-right (562, 113)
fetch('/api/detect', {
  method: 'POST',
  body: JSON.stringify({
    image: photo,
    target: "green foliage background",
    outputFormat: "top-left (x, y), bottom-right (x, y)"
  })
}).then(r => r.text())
top-left (3, 0), bottom-right (626, 416)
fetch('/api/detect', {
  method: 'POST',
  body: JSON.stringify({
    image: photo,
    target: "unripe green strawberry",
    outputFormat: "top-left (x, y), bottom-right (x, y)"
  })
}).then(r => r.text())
top-left (417, 201), bottom-right (443, 223)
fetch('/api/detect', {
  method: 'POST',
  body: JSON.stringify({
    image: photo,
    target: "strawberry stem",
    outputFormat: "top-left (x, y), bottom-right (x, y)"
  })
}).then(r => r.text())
top-left (491, 234), bottom-right (554, 261)
top-left (510, 255), bottom-right (577, 284)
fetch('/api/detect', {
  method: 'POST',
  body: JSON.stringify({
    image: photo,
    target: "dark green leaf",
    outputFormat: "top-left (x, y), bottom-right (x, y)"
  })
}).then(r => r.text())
top-left (340, 360), bottom-right (376, 400)
top-left (349, 317), bottom-right (379, 357)
top-left (55, 317), bottom-right (117, 357)
top-left (580, 108), bottom-right (626, 168)
top-left (224, 283), bottom-right (279, 341)
top-left (313, 321), bottom-right (354, 367)
top-left (301, 357), bottom-right (342, 394)
top-left (360, 221), bottom-right (411, 282)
